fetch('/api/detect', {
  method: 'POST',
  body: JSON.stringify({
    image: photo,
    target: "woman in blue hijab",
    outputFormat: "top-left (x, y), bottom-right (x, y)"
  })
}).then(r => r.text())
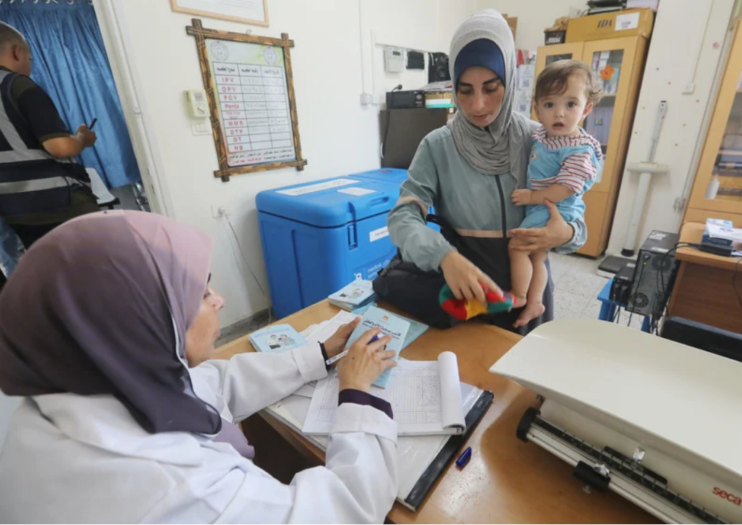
top-left (388, 10), bottom-right (586, 333)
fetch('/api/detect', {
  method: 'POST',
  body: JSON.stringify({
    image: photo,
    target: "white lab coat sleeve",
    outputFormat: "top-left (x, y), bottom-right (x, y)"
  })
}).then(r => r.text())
top-left (194, 343), bottom-right (328, 421)
top-left (215, 403), bottom-right (398, 524)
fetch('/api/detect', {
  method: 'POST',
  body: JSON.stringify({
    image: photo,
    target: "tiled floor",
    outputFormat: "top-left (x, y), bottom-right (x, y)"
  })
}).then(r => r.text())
top-left (551, 252), bottom-right (644, 330)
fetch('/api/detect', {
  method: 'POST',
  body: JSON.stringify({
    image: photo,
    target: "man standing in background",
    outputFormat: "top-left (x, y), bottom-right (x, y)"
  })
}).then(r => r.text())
top-left (0, 22), bottom-right (98, 252)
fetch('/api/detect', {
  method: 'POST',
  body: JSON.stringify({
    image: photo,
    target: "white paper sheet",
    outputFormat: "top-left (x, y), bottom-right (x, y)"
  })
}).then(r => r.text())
top-left (304, 311), bottom-right (359, 344)
top-left (293, 384), bottom-right (315, 398)
top-left (276, 179), bottom-right (359, 196)
top-left (303, 353), bottom-right (465, 435)
top-left (265, 377), bottom-right (481, 505)
top-left (615, 11), bottom-right (640, 30)
top-left (706, 223), bottom-right (742, 243)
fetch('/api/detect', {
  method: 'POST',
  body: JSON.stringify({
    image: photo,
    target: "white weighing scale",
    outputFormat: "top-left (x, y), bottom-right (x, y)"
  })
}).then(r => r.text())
top-left (490, 319), bottom-right (742, 524)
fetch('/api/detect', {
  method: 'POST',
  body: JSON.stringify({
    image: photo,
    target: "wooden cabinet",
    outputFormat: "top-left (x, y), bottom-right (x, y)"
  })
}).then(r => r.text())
top-left (685, 22), bottom-right (742, 227)
top-left (534, 35), bottom-right (648, 257)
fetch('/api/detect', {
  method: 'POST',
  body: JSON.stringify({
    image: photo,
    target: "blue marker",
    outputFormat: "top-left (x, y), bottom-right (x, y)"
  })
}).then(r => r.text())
top-left (456, 447), bottom-right (472, 470)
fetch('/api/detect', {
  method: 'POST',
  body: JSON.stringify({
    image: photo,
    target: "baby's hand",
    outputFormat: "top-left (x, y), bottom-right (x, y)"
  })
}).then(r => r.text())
top-left (511, 189), bottom-right (532, 206)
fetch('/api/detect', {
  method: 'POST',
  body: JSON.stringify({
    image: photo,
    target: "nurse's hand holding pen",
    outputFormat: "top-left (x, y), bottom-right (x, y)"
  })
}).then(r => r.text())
top-left (338, 328), bottom-right (396, 393)
top-left (323, 319), bottom-right (396, 393)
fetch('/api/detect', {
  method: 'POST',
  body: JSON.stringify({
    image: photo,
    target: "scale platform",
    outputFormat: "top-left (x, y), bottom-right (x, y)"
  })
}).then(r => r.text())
top-left (490, 319), bottom-right (742, 524)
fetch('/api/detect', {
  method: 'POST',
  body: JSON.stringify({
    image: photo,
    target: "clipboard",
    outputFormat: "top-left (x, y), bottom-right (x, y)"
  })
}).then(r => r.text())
top-left (402, 391), bottom-right (494, 511)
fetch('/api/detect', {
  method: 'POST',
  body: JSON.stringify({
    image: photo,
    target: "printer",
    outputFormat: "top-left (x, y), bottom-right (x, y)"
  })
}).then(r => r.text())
top-left (490, 319), bottom-right (742, 524)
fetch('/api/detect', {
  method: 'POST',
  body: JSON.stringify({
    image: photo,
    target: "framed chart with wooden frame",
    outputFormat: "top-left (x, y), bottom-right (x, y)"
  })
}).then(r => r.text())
top-left (187, 19), bottom-right (306, 181)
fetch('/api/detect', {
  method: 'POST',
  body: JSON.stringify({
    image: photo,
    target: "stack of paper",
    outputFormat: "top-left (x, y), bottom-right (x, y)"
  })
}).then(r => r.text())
top-left (304, 352), bottom-right (467, 436)
top-left (249, 324), bottom-right (306, 353)
top-left (328, 280), bottom-right (377, 312)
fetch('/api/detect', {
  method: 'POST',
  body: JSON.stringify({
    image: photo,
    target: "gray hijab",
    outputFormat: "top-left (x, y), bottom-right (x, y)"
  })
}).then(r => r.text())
top-left (448, 9), bottom-right (534, 178)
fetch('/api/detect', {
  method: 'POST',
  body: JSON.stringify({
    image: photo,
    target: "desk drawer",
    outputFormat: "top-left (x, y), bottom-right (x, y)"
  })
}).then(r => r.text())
top-left (669, 261), bottom-right (742, 334)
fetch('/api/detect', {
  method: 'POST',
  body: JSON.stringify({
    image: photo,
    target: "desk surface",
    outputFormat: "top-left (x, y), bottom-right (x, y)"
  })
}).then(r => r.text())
top-left (677, 222), bottom-right (741, 271)
top-left (215, 301), bottom-right (655, 523)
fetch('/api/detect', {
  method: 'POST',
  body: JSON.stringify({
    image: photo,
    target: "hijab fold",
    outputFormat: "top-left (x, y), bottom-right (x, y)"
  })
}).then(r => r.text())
top-left (0, 211), bottom-right (224, 438)
top-left (448, 9), bottom-right (534, 178)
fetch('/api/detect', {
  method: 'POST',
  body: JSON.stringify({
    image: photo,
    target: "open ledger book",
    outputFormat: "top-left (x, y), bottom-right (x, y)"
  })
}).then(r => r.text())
top-left (260, 312), bottom-right (493, 511)
top-left (303, 352), bottom-right (467, 435)
top-left (265, 366), bottom-right (490, 511)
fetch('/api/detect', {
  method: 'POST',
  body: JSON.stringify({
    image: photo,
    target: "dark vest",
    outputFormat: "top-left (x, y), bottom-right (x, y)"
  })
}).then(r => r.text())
top-left (0, 70), bottom-right (88, 217)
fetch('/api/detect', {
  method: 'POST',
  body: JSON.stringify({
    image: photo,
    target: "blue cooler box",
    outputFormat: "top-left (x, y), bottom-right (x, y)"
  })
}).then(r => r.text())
top-left (256, 169), bottom-right (409, 318)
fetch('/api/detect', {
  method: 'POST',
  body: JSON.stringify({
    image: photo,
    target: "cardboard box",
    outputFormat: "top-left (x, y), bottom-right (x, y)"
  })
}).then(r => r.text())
top-left (502, 14), bottom-right (518, 39)
top-left (566, 8), bottom-right (654, 43)
top-left (545, 30), bottom-right (566, 45)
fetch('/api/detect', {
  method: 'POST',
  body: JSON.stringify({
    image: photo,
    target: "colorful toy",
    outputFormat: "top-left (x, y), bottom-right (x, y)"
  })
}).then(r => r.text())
top-left (439, 284), bottom-right (515, 320)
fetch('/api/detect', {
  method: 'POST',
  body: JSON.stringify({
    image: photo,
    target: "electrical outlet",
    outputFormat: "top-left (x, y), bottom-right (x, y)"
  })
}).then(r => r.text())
top-left (192, 119), bottom-right (211, 136)
top-left (682, 83), bottom-right (696, 94)
top-left (360, 92), bottom-right (374, 106)
top-left (211, 204), bottom-right (228, 218)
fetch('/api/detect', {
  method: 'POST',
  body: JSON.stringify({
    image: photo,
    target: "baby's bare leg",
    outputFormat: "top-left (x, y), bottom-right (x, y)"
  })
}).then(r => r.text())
top-left (508, 242), bottom-right (531, 306)
top-left (514, 250), bottom-right (548, 328)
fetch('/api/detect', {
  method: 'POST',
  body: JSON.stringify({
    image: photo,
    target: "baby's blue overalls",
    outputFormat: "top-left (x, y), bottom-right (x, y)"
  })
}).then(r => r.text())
top-left (520, 140), bottom-right (601, 229)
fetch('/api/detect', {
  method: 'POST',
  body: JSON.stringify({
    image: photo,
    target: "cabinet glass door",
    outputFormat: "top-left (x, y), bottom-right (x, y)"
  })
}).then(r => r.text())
top-left (535, 42), bottom-right (585, 72)
top-left (545, 53), bottom-right (574, 66)
top-left (581, 38), bottom-right (637, 192)
top-left (690, 23), bottom-right (742, 213)
top-left (534, 43), bottom-right (585, 120)
top-left (706, 69), bottom-right (742, 203)
top-left (584, 50), bottom-right (625, 168)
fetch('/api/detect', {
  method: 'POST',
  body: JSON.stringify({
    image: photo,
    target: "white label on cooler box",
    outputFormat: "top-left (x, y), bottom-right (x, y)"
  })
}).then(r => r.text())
top-left (369, 226), bottom-right (389, 243)
top-left (277, 179), bottom-right (360, 196)
top-left (615, 12), bottom-right (640, 31)
top-left (338, 187), bottom-right (376, 196)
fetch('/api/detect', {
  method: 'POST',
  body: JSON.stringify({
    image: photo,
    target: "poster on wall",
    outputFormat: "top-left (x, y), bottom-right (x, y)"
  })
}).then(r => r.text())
top-left (187, 19), bottom-right (306, 181)
top-left (171, 0), bottom-right (269, 27)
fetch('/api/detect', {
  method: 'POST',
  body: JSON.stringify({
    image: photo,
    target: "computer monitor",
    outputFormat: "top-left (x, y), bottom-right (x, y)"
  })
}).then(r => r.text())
top-left (379, 108), bottom-right (449, 169)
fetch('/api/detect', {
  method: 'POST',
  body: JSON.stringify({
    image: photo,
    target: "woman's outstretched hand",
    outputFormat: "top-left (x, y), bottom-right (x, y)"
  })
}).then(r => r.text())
top-left (440, 251), bottom-right (501, 304)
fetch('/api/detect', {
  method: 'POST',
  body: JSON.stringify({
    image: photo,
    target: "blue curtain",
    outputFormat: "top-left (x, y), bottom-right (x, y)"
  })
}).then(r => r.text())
top-left (0, 1), bottom-right (140, 188)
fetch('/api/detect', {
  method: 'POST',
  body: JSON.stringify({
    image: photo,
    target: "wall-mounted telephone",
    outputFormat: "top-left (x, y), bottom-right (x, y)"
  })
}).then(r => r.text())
top-left (185, 90), bottom-right (210, 118)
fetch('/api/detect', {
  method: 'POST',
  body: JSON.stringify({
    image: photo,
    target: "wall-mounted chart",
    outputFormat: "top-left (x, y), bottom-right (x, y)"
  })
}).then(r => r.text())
top-left (187, 19), bottom-right (306, 181)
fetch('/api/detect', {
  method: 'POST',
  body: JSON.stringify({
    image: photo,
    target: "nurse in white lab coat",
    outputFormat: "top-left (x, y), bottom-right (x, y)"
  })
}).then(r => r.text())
top-left (0, 210), bottom-right (399, 523)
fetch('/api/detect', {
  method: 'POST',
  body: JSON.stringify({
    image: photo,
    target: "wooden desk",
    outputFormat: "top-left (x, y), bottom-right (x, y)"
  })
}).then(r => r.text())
top-left (216, 301), bottom-right (655, 523)
top-left (668, 223), bottom-right (742, 334)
